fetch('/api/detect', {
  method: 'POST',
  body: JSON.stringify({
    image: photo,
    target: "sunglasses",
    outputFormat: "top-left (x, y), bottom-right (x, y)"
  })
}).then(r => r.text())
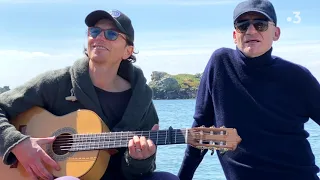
top-left (234, 19), bottom-right (274, 33)
top-left (88, 27), bottom-right (126, 41)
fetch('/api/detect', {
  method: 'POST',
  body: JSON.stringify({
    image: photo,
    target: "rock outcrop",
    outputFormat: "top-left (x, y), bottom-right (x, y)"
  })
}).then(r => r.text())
top-left (148, 71), bottom-right (202, 99)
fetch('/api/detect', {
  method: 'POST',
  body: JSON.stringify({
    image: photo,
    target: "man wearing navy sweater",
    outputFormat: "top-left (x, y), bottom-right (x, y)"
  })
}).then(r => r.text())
top-left (178, 0), bottom-right (320, 180)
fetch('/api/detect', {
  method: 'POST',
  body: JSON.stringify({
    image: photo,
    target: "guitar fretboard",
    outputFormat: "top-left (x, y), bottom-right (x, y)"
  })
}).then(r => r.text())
top-left (57, 128), bottom-right (188, 152)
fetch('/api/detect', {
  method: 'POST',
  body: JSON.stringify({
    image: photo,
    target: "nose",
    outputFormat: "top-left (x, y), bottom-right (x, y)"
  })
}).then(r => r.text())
top-left (95, 31), bottom-right (105, 40)
top-left (246, 24), bottom-right (258, 34)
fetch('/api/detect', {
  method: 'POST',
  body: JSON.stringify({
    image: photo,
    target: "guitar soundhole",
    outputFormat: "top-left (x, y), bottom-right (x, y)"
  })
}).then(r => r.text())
top-left (52, 133), bottom-right (73, 155)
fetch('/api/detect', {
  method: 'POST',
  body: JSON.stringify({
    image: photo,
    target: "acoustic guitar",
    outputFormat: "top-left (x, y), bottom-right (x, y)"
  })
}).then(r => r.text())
top-left (0, 107), bottom-right (241, 180)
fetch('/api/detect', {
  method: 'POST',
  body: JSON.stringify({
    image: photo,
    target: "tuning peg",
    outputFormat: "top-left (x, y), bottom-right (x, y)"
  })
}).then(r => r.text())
top-left (210, 125), bottom-right (216, 128)
top-left (220, 126), bottom-right (225, 128)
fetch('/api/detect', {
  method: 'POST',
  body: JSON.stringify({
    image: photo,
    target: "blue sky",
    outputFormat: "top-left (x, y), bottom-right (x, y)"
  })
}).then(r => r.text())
top-left (0, 0), bottom-right (319, 88)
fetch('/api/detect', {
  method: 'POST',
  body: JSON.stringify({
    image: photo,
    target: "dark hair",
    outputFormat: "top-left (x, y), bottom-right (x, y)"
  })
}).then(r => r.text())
top-left (83, 39), bottom-right (138, 63)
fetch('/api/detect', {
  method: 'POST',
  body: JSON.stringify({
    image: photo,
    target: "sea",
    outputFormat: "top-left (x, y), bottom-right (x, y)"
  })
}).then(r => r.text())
top-left (153, 99), bottom-right (320, 180)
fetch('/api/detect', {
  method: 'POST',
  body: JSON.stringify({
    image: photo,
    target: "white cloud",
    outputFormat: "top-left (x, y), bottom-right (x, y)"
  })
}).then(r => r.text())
top-left (0, 50), bottom-right (80, 88)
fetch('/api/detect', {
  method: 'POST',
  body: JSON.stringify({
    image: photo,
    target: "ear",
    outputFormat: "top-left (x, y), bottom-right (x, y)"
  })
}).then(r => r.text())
top-left (122, 45), bottom-right (134, 60)
top-left (233, 30), bottom-right (237, 44)
top-left (273, 26), bottom-right (280, 41)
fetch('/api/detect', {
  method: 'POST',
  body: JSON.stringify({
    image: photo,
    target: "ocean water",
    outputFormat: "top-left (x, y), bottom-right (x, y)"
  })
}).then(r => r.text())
top-left (153, 99), bottom-right (320, 180)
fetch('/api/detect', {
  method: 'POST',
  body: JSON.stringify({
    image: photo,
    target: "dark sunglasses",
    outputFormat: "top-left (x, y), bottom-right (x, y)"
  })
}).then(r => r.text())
top-left (88, 27), bottom-right (126, 41)
top-left (234, 19), bottom-right (274, 33)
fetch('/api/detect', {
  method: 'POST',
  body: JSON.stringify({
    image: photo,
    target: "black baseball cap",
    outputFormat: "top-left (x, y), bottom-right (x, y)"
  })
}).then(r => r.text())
top-left (85, 9), bottom-right (134, 44)
top-left (233, 0), bottom-right (277, 25)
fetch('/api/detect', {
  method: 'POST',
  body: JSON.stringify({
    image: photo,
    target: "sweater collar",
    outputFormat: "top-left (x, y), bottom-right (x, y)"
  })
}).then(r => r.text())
top-left (236, 46), bottom-right (274, 68)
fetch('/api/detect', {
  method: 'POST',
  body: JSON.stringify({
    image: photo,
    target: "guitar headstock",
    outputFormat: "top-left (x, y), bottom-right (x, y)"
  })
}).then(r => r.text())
top-left (187, 126), bottom-right (241, 153)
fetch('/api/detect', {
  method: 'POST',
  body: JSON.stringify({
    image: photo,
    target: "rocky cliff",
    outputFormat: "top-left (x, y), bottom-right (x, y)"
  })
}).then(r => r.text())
top-left (148, 71), bottom-right (202, 99)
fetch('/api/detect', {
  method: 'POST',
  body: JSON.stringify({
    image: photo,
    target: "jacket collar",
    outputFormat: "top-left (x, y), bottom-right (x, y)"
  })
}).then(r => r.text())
top-left (69, 57), bottom-right (153, 131)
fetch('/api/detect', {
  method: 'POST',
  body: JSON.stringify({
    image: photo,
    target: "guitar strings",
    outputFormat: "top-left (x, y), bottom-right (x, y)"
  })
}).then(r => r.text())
top-left (51, 135), bottom-right (228, 151)
top-left (53, 130), bottom-right (225, 141)
top-left (54, 130), bottom-right (224, 140)
top-left (55, 134), bottom-right (189, 151)
top-left (48, 129), bottom-right (228, 151)
top-left (56, 139), bottom-right (227, 151)
top-left (53, 133), bottom-right (189, 145)
top-left (55, 129), bottom-right (225, 138)
top-left (53, 132), bottom-right (225, 144)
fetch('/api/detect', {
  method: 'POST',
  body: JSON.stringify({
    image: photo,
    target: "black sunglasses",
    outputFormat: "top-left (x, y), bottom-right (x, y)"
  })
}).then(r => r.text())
top-left (234, 19), bottom-right (274, 33)
top-left (88, 27), bottom-right (126, 41)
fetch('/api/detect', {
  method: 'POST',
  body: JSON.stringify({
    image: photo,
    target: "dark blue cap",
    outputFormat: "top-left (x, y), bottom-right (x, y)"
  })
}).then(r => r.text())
top-left (85, 9), bottom-right (134, 44)
top-left (233, 0), bottom-right (277, 25)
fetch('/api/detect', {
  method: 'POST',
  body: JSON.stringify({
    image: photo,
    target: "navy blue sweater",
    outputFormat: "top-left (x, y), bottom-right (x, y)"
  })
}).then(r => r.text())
top-left (178, 47), bottom-right (320, 180)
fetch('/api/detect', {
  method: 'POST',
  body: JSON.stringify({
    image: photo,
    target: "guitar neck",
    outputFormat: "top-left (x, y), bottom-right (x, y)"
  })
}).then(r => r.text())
top-left (64, 128), bottom-right (189, 152)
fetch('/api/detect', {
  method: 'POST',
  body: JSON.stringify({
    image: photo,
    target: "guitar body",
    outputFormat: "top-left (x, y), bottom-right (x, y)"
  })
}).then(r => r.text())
top-left (0, 107), bottom-right (111, 180)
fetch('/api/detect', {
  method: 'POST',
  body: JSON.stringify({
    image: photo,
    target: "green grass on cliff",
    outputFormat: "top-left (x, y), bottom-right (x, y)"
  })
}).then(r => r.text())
top-left (172, 73), bottom-right (201, 89)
